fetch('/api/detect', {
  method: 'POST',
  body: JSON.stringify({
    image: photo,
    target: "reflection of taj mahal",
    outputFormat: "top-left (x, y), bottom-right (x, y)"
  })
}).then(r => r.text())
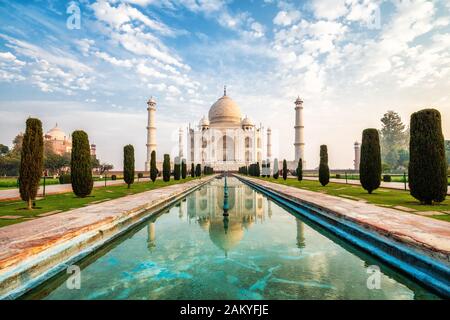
top-left (146, 178), bottom-right (306, 256)
top-left (188, 178), bottom-right (269, 255)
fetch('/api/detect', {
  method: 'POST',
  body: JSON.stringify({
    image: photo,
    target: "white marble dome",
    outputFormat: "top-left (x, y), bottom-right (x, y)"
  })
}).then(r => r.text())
top-left (208, 94), bottom-right (242, 125)
top-left (46, 124), bottom-right (67, 141)
top-left (241, 116), bottom-right (253, 127)
top-left (199, 116), bottom-right (210, 127)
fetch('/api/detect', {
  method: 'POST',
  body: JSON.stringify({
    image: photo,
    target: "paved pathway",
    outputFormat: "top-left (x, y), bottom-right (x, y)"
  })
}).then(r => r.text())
top-left (239, 176), bottom-right (450, 264)
top-left (299, 176), bottom-right (450, 195)
top-left (0, 178), bottom-right (151, 201)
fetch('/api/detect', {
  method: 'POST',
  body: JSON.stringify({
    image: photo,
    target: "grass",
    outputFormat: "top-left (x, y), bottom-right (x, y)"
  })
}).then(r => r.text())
top-left (0, 178), bottom-right (60, 189)
top-left (0, 176), bottom-right (125, 189)
top-left (0, 177), bottom-right (198, 228)
top-left (255, 177), bottom-right (450, 222)
top-left (322, 174), bottom-right (450, 184)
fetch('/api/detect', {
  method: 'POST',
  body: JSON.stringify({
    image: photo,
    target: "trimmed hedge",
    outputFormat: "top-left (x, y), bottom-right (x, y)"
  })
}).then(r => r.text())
top-left (359, 129), bottom-right (381, 194)
top-left (409, 109), bottom-right (447, 204)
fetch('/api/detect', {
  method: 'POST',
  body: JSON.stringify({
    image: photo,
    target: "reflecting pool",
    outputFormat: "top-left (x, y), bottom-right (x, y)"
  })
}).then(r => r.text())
top-left (23, 177), bottom-right (439, 300)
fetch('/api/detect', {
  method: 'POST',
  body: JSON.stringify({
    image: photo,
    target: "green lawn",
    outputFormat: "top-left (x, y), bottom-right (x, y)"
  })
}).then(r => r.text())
top-left (321, 174), bottom-right (450, 184)
top-left (0, 176), bottom-right (126, 189)
top-left (0, 177), bottom-right (61, 189)
top-left (0, 177), bottom-right (198, 228)
top-left (255, 177), bottom-right (450, 222)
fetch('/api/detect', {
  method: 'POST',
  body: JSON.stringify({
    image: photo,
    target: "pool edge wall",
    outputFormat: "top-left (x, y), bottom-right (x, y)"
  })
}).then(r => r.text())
top-left (0, 176), bottom-right (218, 300)
top-left (235, 175), bottom-right (450, 299)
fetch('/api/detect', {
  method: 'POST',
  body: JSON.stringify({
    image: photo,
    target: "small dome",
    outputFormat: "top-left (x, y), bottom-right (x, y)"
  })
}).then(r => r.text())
top-left (208, 93), bottom-right (242, 125)
top-left (241, 116), bottom-right (253, 127)
top-left (199, 116), bottom-right (210, 127)
top-left (46, 124), bottom-right (67, 141)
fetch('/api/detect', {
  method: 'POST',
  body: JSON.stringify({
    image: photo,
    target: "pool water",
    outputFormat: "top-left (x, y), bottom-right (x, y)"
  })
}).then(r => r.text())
top-left (23, 177), bottom-right (439, 300)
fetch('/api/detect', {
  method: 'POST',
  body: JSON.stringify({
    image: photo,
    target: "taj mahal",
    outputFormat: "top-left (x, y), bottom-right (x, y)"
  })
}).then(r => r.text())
top-left (145, 87), bottom-right (305, 172)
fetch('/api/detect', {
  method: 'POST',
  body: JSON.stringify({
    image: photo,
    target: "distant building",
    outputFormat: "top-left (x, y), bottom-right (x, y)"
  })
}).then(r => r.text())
top-left (354, 141), bottom-right (361, 171)
top-left (44, 123), bottom-right (96, 157)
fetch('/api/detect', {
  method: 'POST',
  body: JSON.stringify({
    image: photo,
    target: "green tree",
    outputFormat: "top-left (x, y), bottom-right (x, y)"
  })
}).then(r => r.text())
top-left (0, 144), bottom-right (9, 155)
top-left (71, 130), bottom-right (93, 198)
top-left (319, 145), bottom-right (329, 186)
top-left (273, 158), bottom-right (279, 179)
top-left (360, 129), bottom-right (382, 194)
top-left (163, 154), bottom-right (170, 182)
top-left (45, 151), bottom-right (70, 175)
top-left (150, 150), bottom-right (157, 182)
top-left (19, 118), bottom-right (44, 210)
top-left (181, 158), bottom-right (187, 179)
top-left (409, 109), bottom-right (447, 204)
top-left (445, 140), bottom-right (450, 168)
top-left (282, 159), bottom-right (287, 180)
top-left (380, 111), bottom-right (408, 170)
top-left (195, 163), bottom-right (201, 177)
top-left (191, 162), bottom-right (195, 178)
top-left (297, 158), bottom-right (303, 181)
top-left (123, 145), bottom-right (135, 188)
top-left (174, 156), bottom-right (181, 180)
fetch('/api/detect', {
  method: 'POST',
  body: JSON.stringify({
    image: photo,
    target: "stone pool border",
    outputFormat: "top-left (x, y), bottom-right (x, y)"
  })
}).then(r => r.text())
top-left (235, 175), bottom-right (450, 298)
top-left (0, 175), bottom-right (217, 300)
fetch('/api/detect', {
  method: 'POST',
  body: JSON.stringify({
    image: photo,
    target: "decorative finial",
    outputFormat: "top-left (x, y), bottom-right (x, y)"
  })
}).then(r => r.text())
top-left (224, 85), bottom-right (227, 96)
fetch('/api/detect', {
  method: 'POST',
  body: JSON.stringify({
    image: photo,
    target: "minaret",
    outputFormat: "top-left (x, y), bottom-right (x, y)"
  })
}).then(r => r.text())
top-left (294, 96), bottom-right (305, 165)
top-left (145, 97), bottom-right (157, 172)
top-left (266, 127), bottom-right (272, 159)
top-left (179, 127), bottom-right (184, 159)
top-left (354, 141), bottom-right (361, 171)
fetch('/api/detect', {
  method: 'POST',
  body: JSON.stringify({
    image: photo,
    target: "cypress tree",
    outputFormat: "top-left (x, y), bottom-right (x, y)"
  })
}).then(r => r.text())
top-left (273, 158), bottom-right (279, 179)
top-left (163, 154), bottom-right (170, 182)
top-left (191, 163), bottom-right (195, 178)
top-left (319, 145), bottom-right (330, 186)
top-left (174, 156), bottom-right (181, 180)
top-left (181, 158), bottom-right (187, 179)
top-left (71, 130), bottom-right (93, 197)
top-left (409, 109), bottom-right (447, 204)
top-left (360, 129), bottom-right (381, 194)
top-left (297, 158), bottom-right (303, 181)
top-left (256, 162), bottom-right (261, 177)
top-left (19, 118), bottom-right (44, 209)
top-left (150, 150), bottom-right (157, 183)
top-left (266, 159), bottom-right (271, 178)
top-left (282, 159), bottom-right (288, 180)
top-left (195, 163), bottom-right (201, 177)
top-left (123, 145), bottom-right (135, 188)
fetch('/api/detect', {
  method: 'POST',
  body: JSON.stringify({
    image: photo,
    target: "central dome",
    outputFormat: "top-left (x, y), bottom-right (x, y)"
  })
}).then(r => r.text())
top-left (208, 93), bottom-right (242, 125)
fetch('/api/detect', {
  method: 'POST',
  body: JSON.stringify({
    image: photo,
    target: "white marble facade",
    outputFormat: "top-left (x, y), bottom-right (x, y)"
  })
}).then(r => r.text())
top-left (187, 88), bottom-right (265, 171)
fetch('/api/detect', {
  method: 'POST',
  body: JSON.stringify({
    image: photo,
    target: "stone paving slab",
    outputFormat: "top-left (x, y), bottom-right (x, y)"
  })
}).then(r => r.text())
top-left (0, 177), bottom-right (215, 276)
top-left (239, 176), bottom-right (450, 264)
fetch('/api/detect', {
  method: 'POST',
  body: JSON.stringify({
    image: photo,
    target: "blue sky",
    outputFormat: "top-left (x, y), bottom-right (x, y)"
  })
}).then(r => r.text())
top-left (1, 0), bottom-right (449, 170)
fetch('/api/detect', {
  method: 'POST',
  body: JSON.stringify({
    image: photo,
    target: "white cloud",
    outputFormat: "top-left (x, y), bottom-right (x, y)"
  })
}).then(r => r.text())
top-left (273, 10), bottom-right (301, 26)
top-left (94, 51), bottom-right (134, 67)
top-left (311, 0), bottom-right (348, 20)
